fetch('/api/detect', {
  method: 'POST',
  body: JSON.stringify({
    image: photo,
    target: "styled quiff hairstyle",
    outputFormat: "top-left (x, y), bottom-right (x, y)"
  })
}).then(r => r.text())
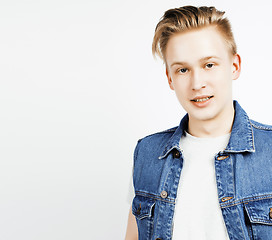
top-left (152, 6), bottom-right (237, 63)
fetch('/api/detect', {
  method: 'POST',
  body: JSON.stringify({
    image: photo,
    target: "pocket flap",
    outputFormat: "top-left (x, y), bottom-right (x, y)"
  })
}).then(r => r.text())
top-left (245, 198), bottom-right (272, 225)
top-left (132, 195), bottom-right (155, 220)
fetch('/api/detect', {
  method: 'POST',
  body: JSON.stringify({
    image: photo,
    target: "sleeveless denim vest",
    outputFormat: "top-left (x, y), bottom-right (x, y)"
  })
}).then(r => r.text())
top-left (132, 101), bottom-right (272, 240)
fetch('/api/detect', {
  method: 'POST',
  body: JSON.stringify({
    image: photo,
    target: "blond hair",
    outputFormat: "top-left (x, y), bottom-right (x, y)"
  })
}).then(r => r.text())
top-left (152, 6), bottom-right (237, 63)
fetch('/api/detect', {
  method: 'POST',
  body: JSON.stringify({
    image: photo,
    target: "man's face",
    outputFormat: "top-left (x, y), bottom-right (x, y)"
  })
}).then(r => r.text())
top-left (165, 26), bottom-right (241, 124)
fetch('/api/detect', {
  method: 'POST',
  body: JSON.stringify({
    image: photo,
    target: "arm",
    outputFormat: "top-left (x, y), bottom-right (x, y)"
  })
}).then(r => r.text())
top-left (125, 206), bottom-right (138, 240)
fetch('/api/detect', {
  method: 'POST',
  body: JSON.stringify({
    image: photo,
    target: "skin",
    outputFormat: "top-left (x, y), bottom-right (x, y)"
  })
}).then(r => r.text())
top-left (125, 25), bottom-right (241, 238)
top-left (125, 206), bottom-right (138, 240)
top-left (166, 26), bottom-right (241, 137)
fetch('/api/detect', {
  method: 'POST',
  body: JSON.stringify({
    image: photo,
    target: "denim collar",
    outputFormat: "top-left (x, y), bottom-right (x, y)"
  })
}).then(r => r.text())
top-left (159, 100), bottom-right (255, 159)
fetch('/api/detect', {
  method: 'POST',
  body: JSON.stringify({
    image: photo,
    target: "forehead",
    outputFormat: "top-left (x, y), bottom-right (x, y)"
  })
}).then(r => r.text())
top-left (165, 26), bottom-right (231, 65)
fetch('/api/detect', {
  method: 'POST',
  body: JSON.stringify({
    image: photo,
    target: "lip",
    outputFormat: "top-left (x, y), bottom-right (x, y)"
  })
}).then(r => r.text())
top-left (191, 95), bottom-right (214, 102)
top-left (190, 95), bottom-right (214, 108)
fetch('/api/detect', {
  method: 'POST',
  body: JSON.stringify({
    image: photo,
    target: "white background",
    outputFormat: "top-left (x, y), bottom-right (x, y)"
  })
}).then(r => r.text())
top-left (0, 0), bottom-right (271, 239)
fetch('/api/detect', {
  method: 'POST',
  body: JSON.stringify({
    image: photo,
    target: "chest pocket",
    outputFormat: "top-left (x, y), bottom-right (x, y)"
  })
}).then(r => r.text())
top-left (132, 195), bottom-right (156, 239)
top-left (244, 197), bottom-right (272, 239)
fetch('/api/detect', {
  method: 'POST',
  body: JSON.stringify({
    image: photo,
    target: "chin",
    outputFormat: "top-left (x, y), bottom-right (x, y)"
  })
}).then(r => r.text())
top-left (189, 111), bottom-right (218, 122)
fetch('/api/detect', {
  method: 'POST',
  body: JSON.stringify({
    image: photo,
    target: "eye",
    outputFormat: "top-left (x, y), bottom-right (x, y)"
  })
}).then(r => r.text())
top-left (178, 68), bottom-right (188, 74)
top-left (205, 63), bottom-right (214, 69)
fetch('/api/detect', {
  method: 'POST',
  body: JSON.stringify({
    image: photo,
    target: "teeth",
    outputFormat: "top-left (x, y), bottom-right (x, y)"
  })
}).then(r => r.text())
top-left (194, 97), bottom-right (211, 102)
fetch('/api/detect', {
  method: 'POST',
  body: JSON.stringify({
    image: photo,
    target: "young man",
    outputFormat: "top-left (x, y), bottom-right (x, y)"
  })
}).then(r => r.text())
top-left (125, 6), bottom-right (272, 240)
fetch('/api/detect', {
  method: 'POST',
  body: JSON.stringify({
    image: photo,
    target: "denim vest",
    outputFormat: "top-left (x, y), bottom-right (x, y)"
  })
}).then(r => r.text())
top-left (132, 101), bottom-right (272, 240)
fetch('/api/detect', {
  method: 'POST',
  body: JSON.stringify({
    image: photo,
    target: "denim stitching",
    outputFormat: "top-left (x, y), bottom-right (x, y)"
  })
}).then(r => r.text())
top-left (250, 220), bottom-right (272, 225)
top-left (135, 191), bottom-right (175, 204)
top-left (248, 121), bottom-right (255, 151)
top-left (220, 194), bottom-right (272, 208)
top-left (159, 146), bottom-right (181, 159)
top-left (237, 209), bottom-right (247, 240)
top-left (161, 160), bottom-right (174, 199)
top-left (249, 121), bottom-right (256, 152)
top-left (244, 205), bottom-right (272, 225)
top-left (231, 156), bottom-right (237, 201)
top-left (250, 122), bottom-right (272, 131)
top-left (248, 219), bottom-right (272, 225)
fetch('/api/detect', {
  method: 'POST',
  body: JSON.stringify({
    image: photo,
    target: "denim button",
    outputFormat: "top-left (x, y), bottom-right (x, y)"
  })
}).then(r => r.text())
top-left (155, 238), bottom-right (162, 240)
top-left (217, 155), bottom-right (229, 160)
top-left (160, 190), bottom-right (168, 198)
top-left (221, 196), bottom-right (233, 202)
top-left (269, 208), bottom-right (272, 219)
top-left (173, 149), bottom-right (180, 158)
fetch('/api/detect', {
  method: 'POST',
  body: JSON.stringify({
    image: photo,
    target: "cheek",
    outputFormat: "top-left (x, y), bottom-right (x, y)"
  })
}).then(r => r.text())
top-left (173, 80), bottom-right (187, 95)
top-left (173, 82), bottom-right (190, 103)
top-left (213, 68), bottom-right (232, 86)
top-left (172, 75), bottom-right (190, 88)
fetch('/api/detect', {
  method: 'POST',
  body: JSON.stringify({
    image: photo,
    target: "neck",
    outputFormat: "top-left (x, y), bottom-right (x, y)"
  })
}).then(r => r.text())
top-left (188, 106), bottom-right (235, 138)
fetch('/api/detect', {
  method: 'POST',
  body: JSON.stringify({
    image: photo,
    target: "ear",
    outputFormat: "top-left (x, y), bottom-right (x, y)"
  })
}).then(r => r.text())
top-left (232, 54), bottom-right (241, 80)
top-left (166, 67), bottom-right (175, 90)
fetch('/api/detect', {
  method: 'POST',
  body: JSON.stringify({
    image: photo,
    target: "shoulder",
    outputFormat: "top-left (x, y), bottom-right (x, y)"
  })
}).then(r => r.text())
top-left (249, 119), bottom-right (272, 147)
top-left (134, 126), bottom-right (178, 156)
top-left (138, 126), bottom-right (178, 144)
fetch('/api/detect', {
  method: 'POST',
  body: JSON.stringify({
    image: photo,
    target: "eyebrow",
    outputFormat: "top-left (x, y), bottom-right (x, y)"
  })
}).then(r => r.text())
top-left (170, 56), bottom-right (221, 68)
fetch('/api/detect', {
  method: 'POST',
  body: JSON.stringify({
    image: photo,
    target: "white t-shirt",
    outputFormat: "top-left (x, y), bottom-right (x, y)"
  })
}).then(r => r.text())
top-left (172, 132), bottom-right (230, 239)
top-left (128, 131), bottom-right (230, 240)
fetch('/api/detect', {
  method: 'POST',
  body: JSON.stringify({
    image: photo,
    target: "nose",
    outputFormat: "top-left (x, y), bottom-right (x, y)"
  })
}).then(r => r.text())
top-left (191, 70), bottom-right (206, 91)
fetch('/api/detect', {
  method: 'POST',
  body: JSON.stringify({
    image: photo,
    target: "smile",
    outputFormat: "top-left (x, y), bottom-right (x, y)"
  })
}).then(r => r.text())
top-left (191, 96), bottom-right (214, 102)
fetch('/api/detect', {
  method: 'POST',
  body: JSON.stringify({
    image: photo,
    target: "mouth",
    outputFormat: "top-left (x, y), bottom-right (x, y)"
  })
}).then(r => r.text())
top-left (191, 95), bottom-right (214, 102)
